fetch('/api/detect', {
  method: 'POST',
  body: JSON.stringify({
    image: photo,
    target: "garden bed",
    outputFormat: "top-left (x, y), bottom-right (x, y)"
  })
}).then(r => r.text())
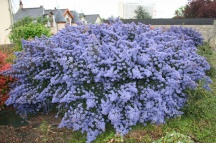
top-left (0, 109), bottom-right (74, 143)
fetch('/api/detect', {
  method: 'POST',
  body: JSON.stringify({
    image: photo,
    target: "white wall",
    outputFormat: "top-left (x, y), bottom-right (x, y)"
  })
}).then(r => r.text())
top-left (95, 17), bottom-right (101, 24)
top-left (0, 0), bottom-right (13, 44)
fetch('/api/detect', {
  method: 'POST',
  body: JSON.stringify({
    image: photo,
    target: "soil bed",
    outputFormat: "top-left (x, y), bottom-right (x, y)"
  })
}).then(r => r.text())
top-left (0, 108), bottom-right (75, 143)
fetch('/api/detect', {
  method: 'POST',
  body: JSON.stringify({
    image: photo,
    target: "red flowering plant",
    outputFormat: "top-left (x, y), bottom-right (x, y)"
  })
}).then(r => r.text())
top-left (0, 52), bottom-right (14, 110)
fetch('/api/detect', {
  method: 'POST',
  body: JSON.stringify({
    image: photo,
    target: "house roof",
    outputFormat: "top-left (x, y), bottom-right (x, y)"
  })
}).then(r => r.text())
top-left (70, 11), bottom-right (80, 23)
top-left (55, 9), bottom-right (66, 23)
top-left (84, 14), bottom-right (100, 24)
top-left (14, 6), bottom-right (44, 22)
top-left (14, 6), bottom-right (80, 24)
top-left (44, 9), bottom-right (66, 16)
top-left (45, 9), bottom-right (80, 23)
top-left (79, 13), bottom-right (85, 18)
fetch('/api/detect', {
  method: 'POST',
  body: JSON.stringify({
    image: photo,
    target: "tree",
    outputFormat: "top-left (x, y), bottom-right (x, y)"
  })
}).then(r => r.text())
top-left (174, 0), bottom-right (216, 18)
top-left (11, 16), bottom-right (48, 29)
top-left (134, 5), bottom-right (152, 19)
top-left (173, 6), bottom-right (185, 18)
top-left (9, 17), bottom-right (51, 50)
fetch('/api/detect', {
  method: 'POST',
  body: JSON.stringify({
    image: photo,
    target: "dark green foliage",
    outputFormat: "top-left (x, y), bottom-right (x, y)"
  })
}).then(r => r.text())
top-left (182, 81), bottom-right (212, 119)
top-left (12, 17), bottom-right (48, 29)
top-left (197, 42), bottom-right (216, 78)
top-left (134, 6), bottom-right (152, 19)
top-left (174, 0), bottom-right (216, 18)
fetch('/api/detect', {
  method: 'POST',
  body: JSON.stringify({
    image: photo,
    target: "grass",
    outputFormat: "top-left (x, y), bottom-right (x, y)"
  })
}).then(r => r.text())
top-left (65, 43), bottom-right (216, 143)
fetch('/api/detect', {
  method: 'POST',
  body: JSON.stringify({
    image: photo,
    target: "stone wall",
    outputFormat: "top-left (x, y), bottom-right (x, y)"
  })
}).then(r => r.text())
top-left (153, 24), bottom-right (215, 48)
top-left (104, 19), bottom-right (216, 48)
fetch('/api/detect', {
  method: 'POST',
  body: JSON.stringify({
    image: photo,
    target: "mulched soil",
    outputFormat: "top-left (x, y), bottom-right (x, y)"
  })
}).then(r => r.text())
top-left (0, 109), bottom-right (76, 143)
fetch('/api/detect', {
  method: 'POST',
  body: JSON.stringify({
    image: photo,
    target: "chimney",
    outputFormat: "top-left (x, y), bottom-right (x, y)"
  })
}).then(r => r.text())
top-left (19, 0), bottom-right (23, 10)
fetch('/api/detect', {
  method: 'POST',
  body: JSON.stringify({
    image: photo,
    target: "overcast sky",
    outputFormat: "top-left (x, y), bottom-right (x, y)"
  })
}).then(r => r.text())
top-left (12, 0), bottom-right (188, 18)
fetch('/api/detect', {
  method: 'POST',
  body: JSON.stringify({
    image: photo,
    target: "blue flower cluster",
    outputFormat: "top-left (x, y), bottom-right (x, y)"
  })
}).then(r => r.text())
top-left (4, 19), bottom-right (211, 142)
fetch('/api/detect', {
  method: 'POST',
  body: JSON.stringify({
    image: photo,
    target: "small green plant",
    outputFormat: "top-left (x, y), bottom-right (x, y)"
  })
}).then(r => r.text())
top-left (103, 132), bottom-right (124, 143)
top-left (153, 131), bottom-right (194, 143)
top-left (36, 121), bottom-right (53, 142)
top-left (182, 80), bottom-right (213, 119)
top-left (39, 121), bottom-right (49, 134)
top-left (140, 134), bottom-right (153, 143)
top-left (68, 131), bottom-right (86, 143)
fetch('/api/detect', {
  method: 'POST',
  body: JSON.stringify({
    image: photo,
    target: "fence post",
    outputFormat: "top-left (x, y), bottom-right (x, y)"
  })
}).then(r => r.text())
top-left (212, 20), bottom-right (216, 50)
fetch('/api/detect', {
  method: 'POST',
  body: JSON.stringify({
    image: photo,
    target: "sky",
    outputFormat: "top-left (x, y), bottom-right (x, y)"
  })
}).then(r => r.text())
top-left (12, 0), bottom-right (188, 18)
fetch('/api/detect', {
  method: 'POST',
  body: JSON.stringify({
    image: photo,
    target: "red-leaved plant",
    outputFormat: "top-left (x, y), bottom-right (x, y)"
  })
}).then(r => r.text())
top-left (0, 52), bottom-right (14, 110)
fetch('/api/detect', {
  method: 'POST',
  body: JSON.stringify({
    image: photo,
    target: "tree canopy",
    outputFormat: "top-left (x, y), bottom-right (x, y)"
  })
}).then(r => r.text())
top-left (174, 0), bottom-right (216, 18)
top-left (173, 6), bottom-right (185, 19)
top-left (134, 5), bottom-right (152, 19)
top-left (9, 17), bottom-right (51, 50)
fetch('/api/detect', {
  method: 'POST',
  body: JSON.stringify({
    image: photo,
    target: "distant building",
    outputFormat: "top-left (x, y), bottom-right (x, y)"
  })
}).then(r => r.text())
top-left (0, 0), bottom-right (13, 44)
top-left (44, 8), bottom-right (80, 33)
top-left (14, 0), bottom-right (80, 34)
top-left (79, 13), bottom-right (87, 23)
top-left (79, 13), bottom-right (102, 24)
top-left (85, 14), bottom-right (102, 24)
top-left (118, 0), bottom-right (156, 19)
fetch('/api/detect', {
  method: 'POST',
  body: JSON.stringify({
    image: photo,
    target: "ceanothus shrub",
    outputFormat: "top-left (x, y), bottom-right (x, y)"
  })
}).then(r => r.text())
top-left (4, 19), bottom-right (211, 142)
